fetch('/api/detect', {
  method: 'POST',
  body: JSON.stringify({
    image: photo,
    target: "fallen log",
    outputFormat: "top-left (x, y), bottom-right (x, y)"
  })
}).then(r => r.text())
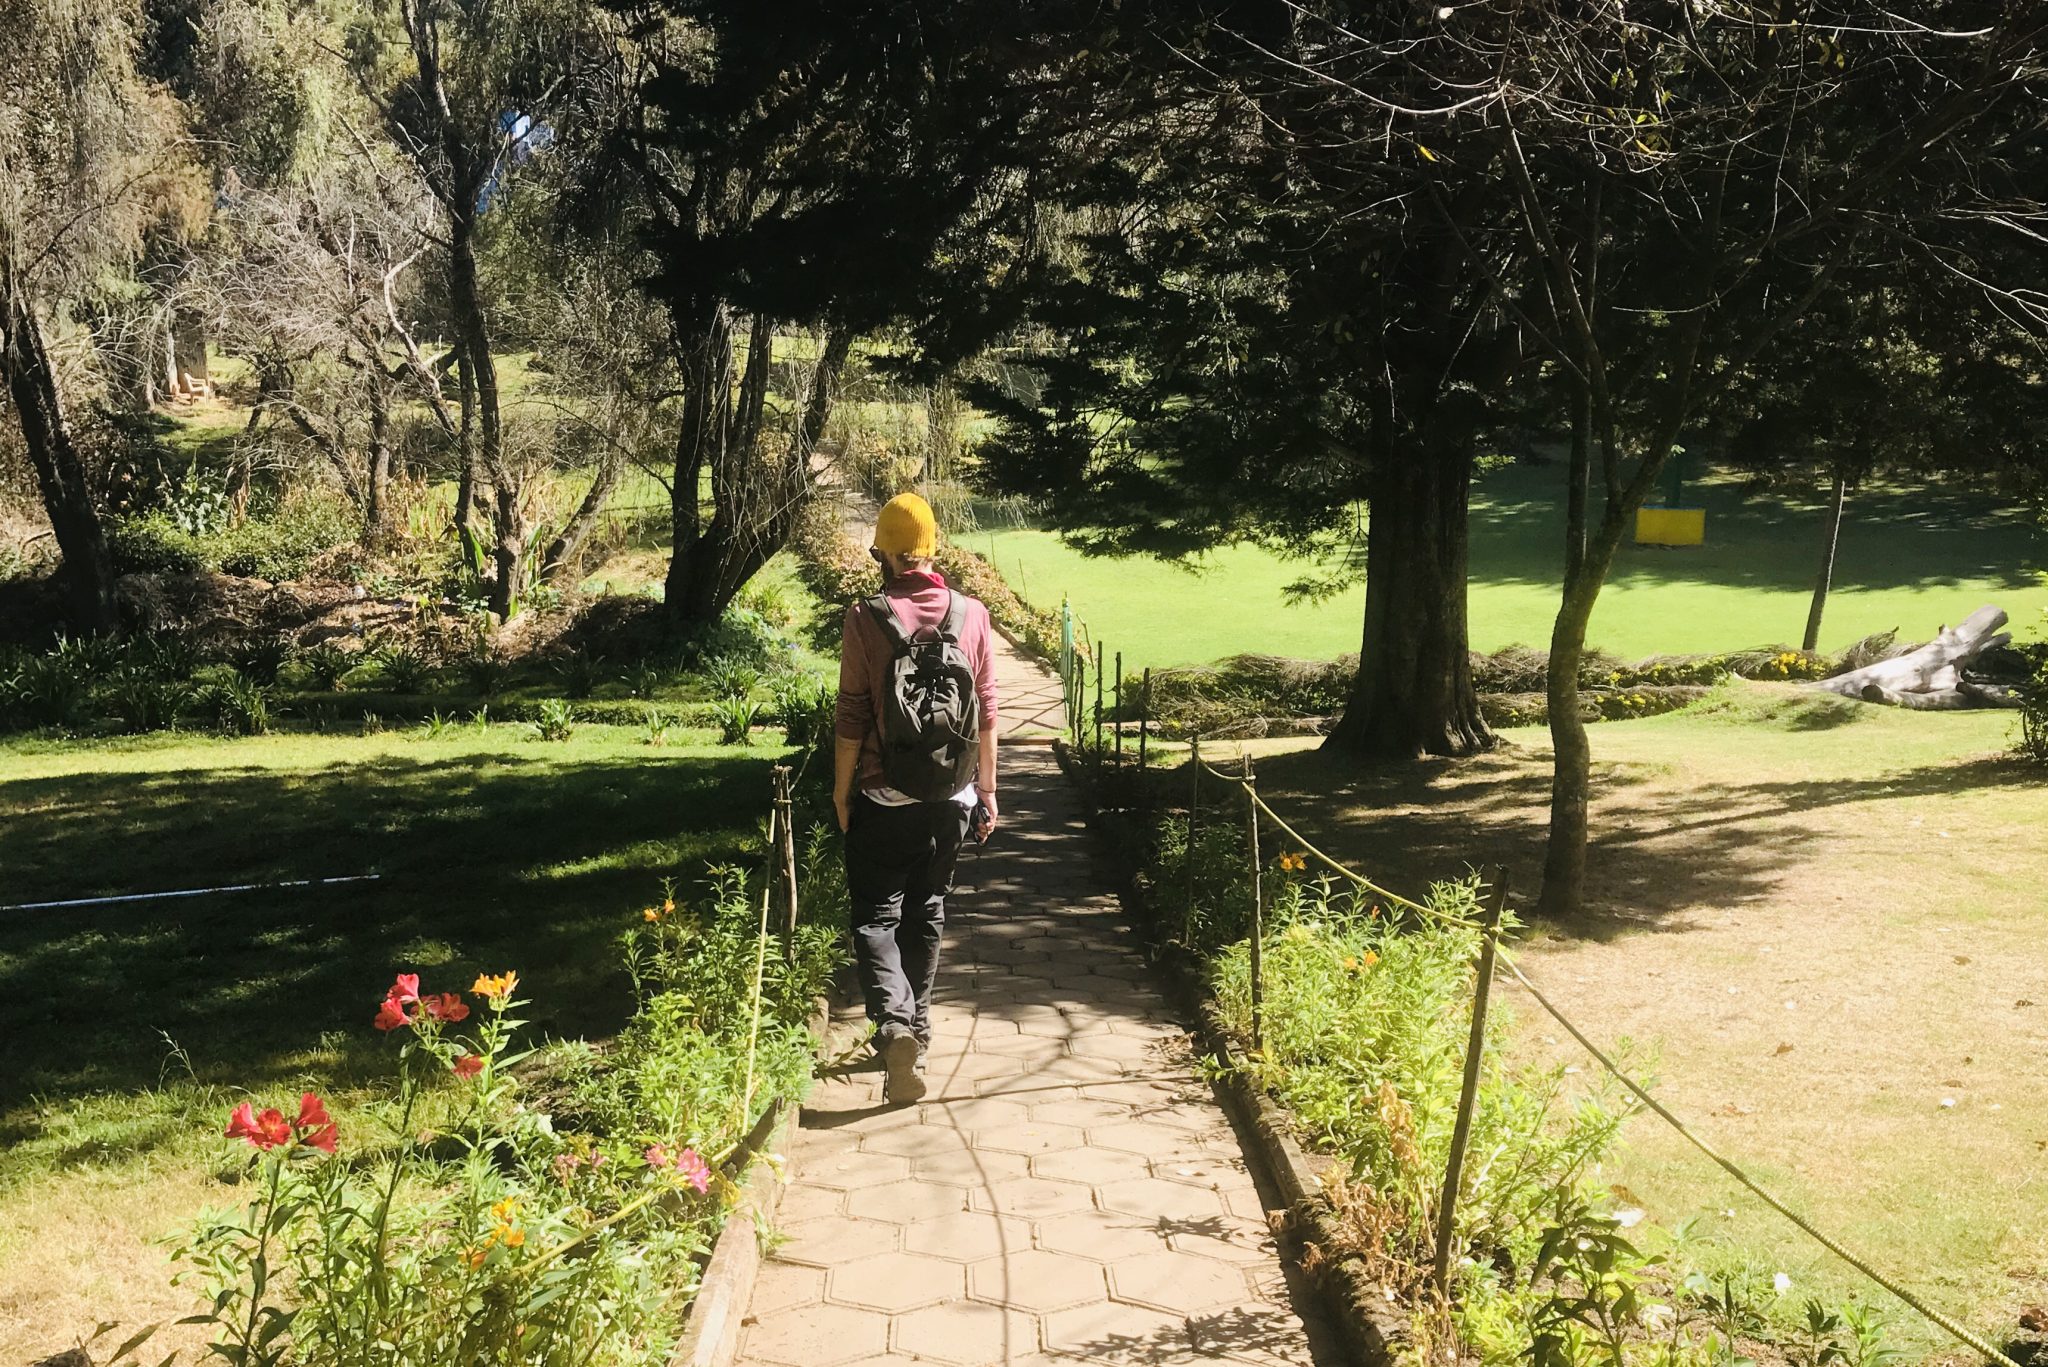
top-left (1812, 605), bottom-right (2017, 708)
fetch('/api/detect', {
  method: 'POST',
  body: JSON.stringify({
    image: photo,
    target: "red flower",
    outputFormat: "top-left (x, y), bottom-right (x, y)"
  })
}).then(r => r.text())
top-left (301, 1121), bottom-right (339, 1153)
top-left (422, 992), bottom-right (469, 1023)
top-left (225, 1102), bottom-right (292, 1151)
top-left (452, 1053), bottom-right (485, 1079)
top-left (373, 995), bottom-right (410, 1031)
top-left (295, 1092), bottom-right (332, 1131)
top-left (390, 973), bottom-right (421, 1004)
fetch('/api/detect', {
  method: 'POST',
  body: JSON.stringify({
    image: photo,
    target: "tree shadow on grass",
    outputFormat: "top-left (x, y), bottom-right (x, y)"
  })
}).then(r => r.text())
top-left (0, 749), bottom-right (782, 1123)
top-left (1236, 744), bottom-right (2042, 944)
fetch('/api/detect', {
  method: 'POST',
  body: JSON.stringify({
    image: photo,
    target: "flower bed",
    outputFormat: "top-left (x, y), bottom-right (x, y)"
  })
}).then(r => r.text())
top-left (112, 832), bottom-right (847, 1366)
top-left (1094, 778), bottom-right (1915, 1367)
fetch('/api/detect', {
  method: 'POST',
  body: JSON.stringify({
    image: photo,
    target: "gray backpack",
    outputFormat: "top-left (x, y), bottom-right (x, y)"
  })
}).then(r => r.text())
top-left (865, 590), bottom-right (981, 801)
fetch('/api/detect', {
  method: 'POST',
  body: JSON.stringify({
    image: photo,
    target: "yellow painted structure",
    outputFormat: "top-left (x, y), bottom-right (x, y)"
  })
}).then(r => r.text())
top-left (1635, 506), bottom-right (1706, 546)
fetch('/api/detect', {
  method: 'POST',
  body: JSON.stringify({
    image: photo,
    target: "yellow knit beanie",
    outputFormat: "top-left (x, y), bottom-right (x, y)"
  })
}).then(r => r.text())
top-left (873, 493), bottom-right (939, 558)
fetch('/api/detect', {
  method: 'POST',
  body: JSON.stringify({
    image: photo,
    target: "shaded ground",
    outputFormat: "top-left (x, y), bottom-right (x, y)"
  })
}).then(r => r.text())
top-left (1193, 692), bottom-right (2048, 1355)
top-left (0, 724), bottom-right (792, 1361)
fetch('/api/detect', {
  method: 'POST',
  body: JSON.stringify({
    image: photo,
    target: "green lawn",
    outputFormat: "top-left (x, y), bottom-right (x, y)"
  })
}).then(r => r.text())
top-left (0, 722), bottom-right (801, 1360)
top-left (976, 464), bottom-right (2047, 668)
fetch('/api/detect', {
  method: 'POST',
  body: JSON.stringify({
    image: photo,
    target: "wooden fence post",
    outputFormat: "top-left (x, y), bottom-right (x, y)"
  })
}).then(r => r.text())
top-left (1432, 867), bottom-right (1510, 1293)
top-left (1244, 752), bottom-right (1263, 1054)
top-left (1185, 736), bottom-right (1202, 932)
top-left (1094, 642), bottom-right (1105, 758)
top-left (1138, 668), bottom-right (1151, 786)
top-left (1113, 651), bottom-right (1124, 763)
top-left (774, 765), bottom-right (799, 966)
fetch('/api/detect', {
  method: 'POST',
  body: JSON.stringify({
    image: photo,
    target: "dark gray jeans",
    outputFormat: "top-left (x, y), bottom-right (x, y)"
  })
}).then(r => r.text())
top-left (846, 796), bottom-right (972, 1044)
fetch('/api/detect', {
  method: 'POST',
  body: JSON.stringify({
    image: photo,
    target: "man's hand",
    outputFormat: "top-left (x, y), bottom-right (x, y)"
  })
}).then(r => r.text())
top-left (975, 788), bottom-right (998, 840)
top-left (835, 789), bottom-right (853, 833)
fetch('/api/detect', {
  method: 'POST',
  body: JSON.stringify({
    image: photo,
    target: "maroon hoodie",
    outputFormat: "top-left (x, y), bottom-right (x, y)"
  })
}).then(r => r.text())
top-left (835, 570), bottom-right (999, 796)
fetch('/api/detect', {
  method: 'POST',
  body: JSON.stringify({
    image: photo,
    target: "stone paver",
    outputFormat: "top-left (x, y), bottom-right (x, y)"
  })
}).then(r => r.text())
top-left (733, 602), bottom-right (1333, 1363)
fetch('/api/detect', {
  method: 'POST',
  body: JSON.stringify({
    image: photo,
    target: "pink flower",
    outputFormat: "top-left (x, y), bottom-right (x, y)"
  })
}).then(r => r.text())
top-left (373, 996), bottom-right (410, 1031)
top-left (390, 973), bottom-right (420, 1004)
top-left (643, 1143), bottom-right (670, 1170)
top-left (225, 1102), bottom-right (291, 1151)
top-left (674, 1147), bottom-right (711, 1195)
top-left (452, 1053), bottom-right (485, 1079)
top-left (422, 992), bottom-right (469, 1023)
top-left (552, 1153), bottom-right (581, 1184)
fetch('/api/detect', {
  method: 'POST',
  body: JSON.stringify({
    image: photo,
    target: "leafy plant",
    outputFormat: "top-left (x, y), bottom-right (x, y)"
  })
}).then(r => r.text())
top-left (643, 709), bottom-right (673, 747)
top-left (230, 637), bottom-right (293, 686)
top-left (418, 711), bottom-right (455, 740)
top-left (5, 651), bottom-right (95, 729)
top-left (127, 632), bottom-right (203, 681)
top-left (531, 699), bottom-right (576, 742)
top-left (164, 973), bottom-right (719, 1367)
top-left (703, 656), bottom-right (761, 702)
top-left (773, 674), bottom-right (836, 750)
top-left (714, 695), bottom-right (760, 746)
top-left (378, 645), bottom-right (439, 694)
top-left (459, 647), bottom-right (513, 698)
top-left (107, 674), bottom-right (192, 733)
top-left (2017, 656), bottom-right (2048, 762)
top-left (201, 676), bottom-right (273, 736)
top-left (552, 652), bottom-right (605, 700)
top-left (623, 661), bottom-right (670, 700)
top-left (297, 643), bottom-right (356, 692)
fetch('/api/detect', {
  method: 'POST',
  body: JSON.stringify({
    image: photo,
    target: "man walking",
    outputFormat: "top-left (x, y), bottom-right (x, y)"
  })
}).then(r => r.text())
top-left (834, 493), bottom-right (999, 1104)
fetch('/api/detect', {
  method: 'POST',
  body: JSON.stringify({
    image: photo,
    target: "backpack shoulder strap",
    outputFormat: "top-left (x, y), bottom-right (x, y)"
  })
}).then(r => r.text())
top-left (862, 593), bottom-right (915, 651)
top-left (935, 591), bottom-right (969, 644)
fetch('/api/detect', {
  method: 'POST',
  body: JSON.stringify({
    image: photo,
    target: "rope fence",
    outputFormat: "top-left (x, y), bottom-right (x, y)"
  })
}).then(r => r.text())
top-left (1178, 754), bottom-right (2021, 1367)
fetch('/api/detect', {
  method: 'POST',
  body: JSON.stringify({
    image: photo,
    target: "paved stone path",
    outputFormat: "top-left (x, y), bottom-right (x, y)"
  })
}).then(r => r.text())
top-left (733, 741), bottom-right (1340, 1363)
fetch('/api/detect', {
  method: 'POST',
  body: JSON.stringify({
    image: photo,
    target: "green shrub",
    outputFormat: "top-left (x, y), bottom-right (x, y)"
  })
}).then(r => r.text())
top-left (228, 637), bottom-right (292, 686)
top-left (703, 656), bottom-right (761, 701)
top-left (714, 695), bottom-right (760, 746)
top-left (2018, 654), bottom-right (2048, 763)
top-left (378, 644), bottom-right (439, 694)
top-left (3, 651), bottom-right (95, 730)
top-left (106, 673), bottom-right (191, 733)
top-left (551, 652), bottom-right (605, 699)
top-left (773, 674), bottom-right (836, 751)
top-left (200, 676), bottom-right (273, 736)
top-left (106, 514), bottom-right (207, 576)
top-left (530, 699), bottom-right (576, 742)
top-left (457, 646), bottom-right (513, 698)
top-left (296, 642), bottom-right (357, 691)
top-left (125, 632), bottom-right (203, 681)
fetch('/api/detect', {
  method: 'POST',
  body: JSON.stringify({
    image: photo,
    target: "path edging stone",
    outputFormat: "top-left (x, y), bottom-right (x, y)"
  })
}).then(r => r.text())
top-left (669, 994), bottom-right (835, 1367)
top-left (1054, 740), bottom-right (1410, 1367)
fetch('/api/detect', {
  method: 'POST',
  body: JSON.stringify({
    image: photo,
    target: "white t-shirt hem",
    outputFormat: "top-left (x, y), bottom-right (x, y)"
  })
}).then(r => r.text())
top-left (862, 784), bottom-right (978, 809)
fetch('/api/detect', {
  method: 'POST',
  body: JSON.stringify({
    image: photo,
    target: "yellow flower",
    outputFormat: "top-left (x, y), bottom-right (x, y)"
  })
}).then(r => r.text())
top-left (466, 1245), bottom-right (489, 1269)
top-left (1277, 851), bottom-right (1307, 873)
top-left (1340, 955), bottom-right (1360, 973)
top-left (472, 971), bottom-right (520, 1001)
top-left (491, 1197), bottom-right (521, 1224)
top-left (501, 1227), bottom-right (526, 1249)
top-left (643, 907), bottom-right (661, 923)
top-left (1360, 950), bottom-right (1380, 969)
top-left (662, 898), bottom-right (675, 916)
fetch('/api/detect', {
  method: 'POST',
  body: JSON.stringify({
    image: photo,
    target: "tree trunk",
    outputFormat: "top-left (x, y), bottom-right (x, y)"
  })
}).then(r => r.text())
top-left (446, 221), bottom-right (525, 619)
top-left (663, 305), bottom-right (736, 625)
top-left (364, 381), bottom-right (393, 548)
top-left (1802, 472), bottom-right (1848, 653)
top-left (1537, 395), bottom-right (1597, 921)
top-left (1324, 414), bottom-right (1491, 760)
top-left (453, 343), bottom-right (484, 564)
top-left (1, 273), bottom-right (120, 635)
top-left (667, 323), bottom-right (853, 628)
top-left (540, 446), bottom-right (624, 584)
